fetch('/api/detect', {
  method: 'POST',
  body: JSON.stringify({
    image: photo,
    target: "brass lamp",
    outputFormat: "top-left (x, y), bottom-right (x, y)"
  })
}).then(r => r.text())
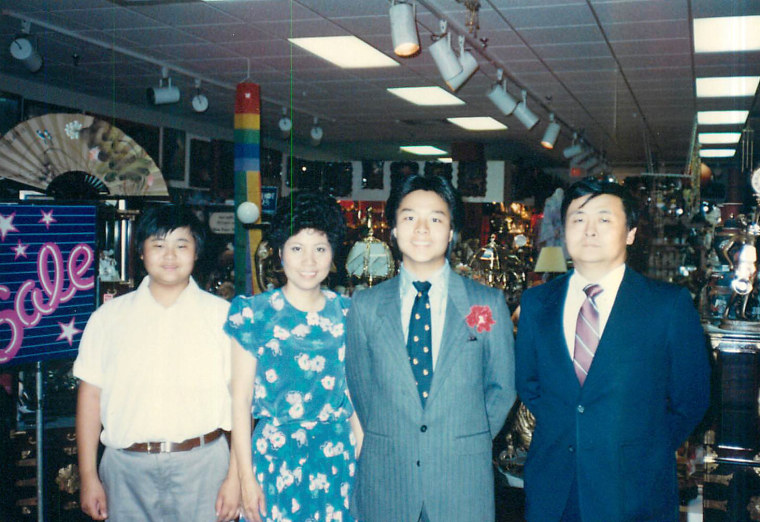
top-left (346, 209), bottom-right (395, 287)
top-left (468, 234), bottom-right (507, 289)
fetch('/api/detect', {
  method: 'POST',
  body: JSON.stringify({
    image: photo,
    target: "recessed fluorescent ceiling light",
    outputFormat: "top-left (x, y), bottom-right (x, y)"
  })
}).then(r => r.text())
top-left (289, 36), bottom-right (398, 68)
top-left (696, 77), bottom-right (760, 98)
top-left (697, 110), bottom-right (749, 125)
top-left (694, 16), bottom-right (760, 53)
top-left (400, 145), bottom-right (448, 155)
top-left (698, 132), bottom-right (742, 144)
top-left (438, 157), bottom-right (453, 163)
top-left (699, 149), bottom-right (736, 158)
top-left (447, 117), bottom-right (507, 131)
top-left (387, 87), bottom-right (465, 106)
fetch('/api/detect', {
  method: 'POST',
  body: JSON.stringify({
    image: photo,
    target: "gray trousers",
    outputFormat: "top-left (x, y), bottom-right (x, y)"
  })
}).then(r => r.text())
top-left (99, 436), bottom-right (229, 522)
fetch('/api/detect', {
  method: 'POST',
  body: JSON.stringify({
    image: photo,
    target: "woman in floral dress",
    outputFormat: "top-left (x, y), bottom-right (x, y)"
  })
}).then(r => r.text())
top-left (226, 192), bottom-right (362, 522)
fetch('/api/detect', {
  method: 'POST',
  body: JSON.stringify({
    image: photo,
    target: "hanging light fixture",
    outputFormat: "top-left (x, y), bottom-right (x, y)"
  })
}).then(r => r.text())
top-left (562, 133), bottom-right (585, 159)
top-left (428, 21), bottom-right (462, 83)
top-left (569, 148), bottom-right (594, 167)
top-left (541, 113), bottom-right (561, 149)
top-left (191, 79), bottom-right (209, 113)
top-left (579, 155), bottom-right (600, 170)
top-left (147, 66), bottom-right (180, 105)
top-left (278, 107), bottom-right (292, 139)
top-left (10, 21), bottom-right (42, 73)
top-left (446, 35), bottom-right (478, 92)
top-left (513, 90), bottom-right (540, 130)
top-left (389, 1), bottom-right (419, 57)
top-left (310, 117), bottom-right (323, 146)
top-left (487, 69), bottom-right (518, 116)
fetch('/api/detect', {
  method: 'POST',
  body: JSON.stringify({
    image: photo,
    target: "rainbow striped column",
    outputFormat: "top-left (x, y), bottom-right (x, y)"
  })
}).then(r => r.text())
top-left (234, 82), bottom-right (262, 295)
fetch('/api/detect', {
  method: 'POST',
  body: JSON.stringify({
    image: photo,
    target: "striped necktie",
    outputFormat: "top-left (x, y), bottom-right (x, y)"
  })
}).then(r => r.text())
top-left (573, 284), bottom-right (603, 386)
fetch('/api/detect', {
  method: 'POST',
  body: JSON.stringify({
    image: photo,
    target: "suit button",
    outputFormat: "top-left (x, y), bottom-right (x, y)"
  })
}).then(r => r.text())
top-left (577, 405), bottom-right (584, 414)
top-left (568, 445), bottom-right (575, 453)
top-left (420, 425), bottom-right (427, 432)
top-left (416, 460), bottom-right (420, 467)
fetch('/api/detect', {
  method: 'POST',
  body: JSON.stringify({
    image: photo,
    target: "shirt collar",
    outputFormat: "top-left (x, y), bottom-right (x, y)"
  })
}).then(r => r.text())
top-left (570, 263), bottom-right (626, 296)
top-left (399, 261), bottom-right (450, 296)
top-left (135, 275), bottom-right (200, 308)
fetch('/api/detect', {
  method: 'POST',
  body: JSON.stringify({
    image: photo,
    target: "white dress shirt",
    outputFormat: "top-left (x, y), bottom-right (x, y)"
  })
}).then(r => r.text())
top-left (73, 276), bottom-right (231, 448)
top-left (563, 263), bottom-right (626, 360)
top-left (400, 262), bottom-right (449, 369)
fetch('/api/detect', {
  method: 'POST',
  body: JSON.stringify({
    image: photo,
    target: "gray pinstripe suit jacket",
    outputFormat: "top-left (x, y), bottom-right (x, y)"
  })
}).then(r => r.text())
top-left (346, 272), bottom-right (516, 522)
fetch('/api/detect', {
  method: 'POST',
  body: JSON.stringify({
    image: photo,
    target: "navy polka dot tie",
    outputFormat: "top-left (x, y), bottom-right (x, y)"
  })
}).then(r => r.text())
top-left (408, 281), bottom-right (433, 406)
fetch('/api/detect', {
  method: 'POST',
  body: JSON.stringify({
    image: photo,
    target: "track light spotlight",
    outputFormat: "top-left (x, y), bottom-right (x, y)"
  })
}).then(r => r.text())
top-left (191, 79), bottom-right (209, 113)
top-left (10, 22), bottom-right (42, 73)
top-left (11, 38), bottom-right (43, 73)
top-left (446, 35), bottom-right (478, 92)
top-left (147, 66), bottom-right (180, 105)
top-left (569, 148), bottom-right (593, 167)
top-left (389, 1), bottom-right (419, 57)
top-left (562, 143), bottom-right (584, 159)
top-left (541, 113), bottom-right (561, 149)
top-left (429, 21), bottom-right (462, 83)
top-left (562, 133), bottom-right (586, 159)
top-left (487, 70), bottom-right (518, 116)
top-left (310, 117), bottom-right (323, 146)
top-left (580, 155), bottom-right (600, 170)
top-left (278, 107), bottom-right (292, 140)
top-left (513, 90), bottom-right (539, 130)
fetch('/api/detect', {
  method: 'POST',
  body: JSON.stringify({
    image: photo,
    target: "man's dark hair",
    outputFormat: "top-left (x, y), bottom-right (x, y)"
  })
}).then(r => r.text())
top-left (267, 191), bottom-right (346, 254)
top-left (385, 174), bottom-right (464, 234)
top-left (136, 205), bottom-right (206, 257)
top-left (561, 178), bottom-right (639, 229)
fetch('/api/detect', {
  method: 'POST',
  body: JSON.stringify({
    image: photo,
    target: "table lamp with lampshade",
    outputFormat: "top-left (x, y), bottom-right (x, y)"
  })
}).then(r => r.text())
top-left (533, 246), bottom-right (567, 282)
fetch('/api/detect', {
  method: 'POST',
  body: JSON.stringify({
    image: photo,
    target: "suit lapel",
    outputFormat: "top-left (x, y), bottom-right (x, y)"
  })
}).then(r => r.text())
top-left (374, 278), bottom-right (423, 404)
top-left (583, 267), bottom-right (641, 389)
top-left (427, 273), bottom-right (472, 404)
top-left (539, 273), bottom-right (580, 393)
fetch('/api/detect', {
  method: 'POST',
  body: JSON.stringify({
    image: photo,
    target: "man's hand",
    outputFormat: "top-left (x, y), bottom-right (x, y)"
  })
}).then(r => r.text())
top-left (215, 474), bottom-right (241, 522)
top-left (80, 473), bottom-right (108, 520)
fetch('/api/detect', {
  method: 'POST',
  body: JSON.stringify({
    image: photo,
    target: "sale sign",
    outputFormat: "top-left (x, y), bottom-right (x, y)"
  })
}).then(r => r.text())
top-left (0, 204), bottom-right (96, 365)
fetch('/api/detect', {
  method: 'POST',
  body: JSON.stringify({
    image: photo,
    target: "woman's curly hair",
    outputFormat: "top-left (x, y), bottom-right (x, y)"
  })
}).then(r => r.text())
top-left (267, 191), bottom-right (347, 255)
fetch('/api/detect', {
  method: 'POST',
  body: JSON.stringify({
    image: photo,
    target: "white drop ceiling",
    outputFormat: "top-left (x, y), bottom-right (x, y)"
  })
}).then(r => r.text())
top-left (0, 0), bottom-right (758, 170)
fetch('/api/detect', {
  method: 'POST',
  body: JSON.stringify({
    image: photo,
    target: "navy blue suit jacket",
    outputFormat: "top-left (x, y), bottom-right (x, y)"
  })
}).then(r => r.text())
top-left (515, 267), bottom-right (710, 522)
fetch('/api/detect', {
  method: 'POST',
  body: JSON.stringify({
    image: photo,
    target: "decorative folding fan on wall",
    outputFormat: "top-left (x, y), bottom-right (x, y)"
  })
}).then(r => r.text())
top-left (0, 113), bottom-right (168, 196)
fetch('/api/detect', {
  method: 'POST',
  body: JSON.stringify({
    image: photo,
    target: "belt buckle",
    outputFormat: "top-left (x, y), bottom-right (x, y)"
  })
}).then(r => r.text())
top-left (146, 441), bottom-right (170, 453)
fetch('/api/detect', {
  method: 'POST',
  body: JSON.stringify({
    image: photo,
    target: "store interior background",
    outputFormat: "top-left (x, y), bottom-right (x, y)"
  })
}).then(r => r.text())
top-left (0, 0), bottom-right (759, 520)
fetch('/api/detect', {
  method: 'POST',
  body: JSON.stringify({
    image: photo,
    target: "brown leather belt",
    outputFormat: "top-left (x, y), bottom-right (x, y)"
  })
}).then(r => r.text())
top-left (124, 429), bottom-right (223, 454)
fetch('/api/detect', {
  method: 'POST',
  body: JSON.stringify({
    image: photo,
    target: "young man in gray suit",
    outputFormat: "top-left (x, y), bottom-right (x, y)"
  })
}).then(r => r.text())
top-left (346, 174), bottom-right (516, 522)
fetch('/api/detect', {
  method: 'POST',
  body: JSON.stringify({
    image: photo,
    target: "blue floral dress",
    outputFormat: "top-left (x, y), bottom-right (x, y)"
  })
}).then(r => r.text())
top-left (225, 289), bottom-right (356, 522)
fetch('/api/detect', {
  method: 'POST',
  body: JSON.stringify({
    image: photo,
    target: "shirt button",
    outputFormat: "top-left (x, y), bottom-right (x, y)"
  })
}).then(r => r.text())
top-left (577, 405), bottom-right (585, 414)
top-left (420, 425), bottom-right (427, 432)
top-left (568, 445), bottom-right (575, 453)
top-left (416, 460), bottom-right (420, 467)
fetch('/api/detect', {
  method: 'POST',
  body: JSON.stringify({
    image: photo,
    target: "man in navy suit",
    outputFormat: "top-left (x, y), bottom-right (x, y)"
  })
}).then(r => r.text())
top-left (515, 179), bottom-right (710, 521)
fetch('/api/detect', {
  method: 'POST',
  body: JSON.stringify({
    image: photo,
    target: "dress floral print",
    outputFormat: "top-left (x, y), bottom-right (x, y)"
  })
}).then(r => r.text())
top-left (225, 289), bottom-right (356, 522)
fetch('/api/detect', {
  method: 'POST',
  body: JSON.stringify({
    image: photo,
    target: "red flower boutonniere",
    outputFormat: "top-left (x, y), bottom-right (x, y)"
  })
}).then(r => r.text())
top-left (466, 305), bottom-right (495, 333)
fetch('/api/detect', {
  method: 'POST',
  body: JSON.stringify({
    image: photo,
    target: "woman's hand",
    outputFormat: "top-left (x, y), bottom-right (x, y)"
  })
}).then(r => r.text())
top-left (240, 477), bottom-right (267, 522)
